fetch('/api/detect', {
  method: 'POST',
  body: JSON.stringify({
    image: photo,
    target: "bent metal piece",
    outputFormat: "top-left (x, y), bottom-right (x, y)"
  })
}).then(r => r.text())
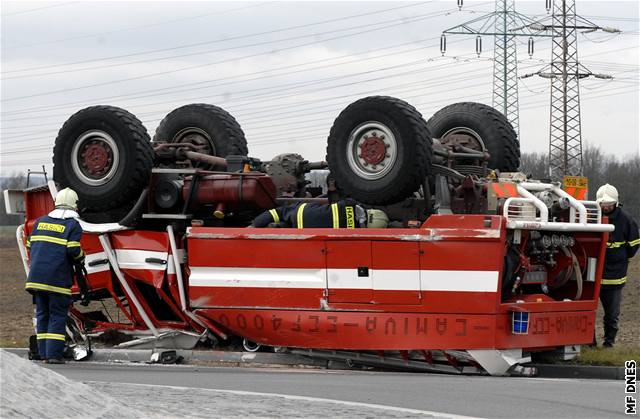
top-left (16, 224), bottom-right (29, 275)
top-left (166, 225), bottom-right (226, 339)
top-left (98, 234), bottom-right (159, 336)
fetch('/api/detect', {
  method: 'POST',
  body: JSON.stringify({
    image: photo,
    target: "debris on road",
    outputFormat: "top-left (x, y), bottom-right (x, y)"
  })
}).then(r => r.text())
top-left (0, 349), bottom-right (144, 418)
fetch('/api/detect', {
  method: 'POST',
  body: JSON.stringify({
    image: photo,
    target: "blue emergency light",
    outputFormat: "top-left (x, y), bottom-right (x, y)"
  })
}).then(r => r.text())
top-left (512, 311), bottom-right (530, 334)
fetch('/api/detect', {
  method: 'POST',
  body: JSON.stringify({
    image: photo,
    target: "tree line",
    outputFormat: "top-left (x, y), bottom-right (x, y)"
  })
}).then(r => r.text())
top-left (520, 145), bottom-right (639, 221)
top-left (1, 146), bottom-right (638, 225)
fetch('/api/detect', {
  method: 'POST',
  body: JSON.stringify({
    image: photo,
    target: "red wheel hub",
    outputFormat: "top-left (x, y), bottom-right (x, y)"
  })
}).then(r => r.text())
top-left (81, 142), bottom-right (112, 176)
top-left (359, 134), bottom-right (386, 165)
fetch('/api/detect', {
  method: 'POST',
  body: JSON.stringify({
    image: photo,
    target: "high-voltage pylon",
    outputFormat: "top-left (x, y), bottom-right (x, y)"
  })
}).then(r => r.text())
top-left (492, 0), bottom-right (521, 137)
top-left (442, 0), bottom-right (550, 142)
top-left (521, 0), bottom-right (616, 179)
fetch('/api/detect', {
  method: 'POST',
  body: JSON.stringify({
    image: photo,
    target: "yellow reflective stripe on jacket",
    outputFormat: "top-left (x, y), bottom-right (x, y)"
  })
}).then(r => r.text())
top-left (601, 277), bottom-right (627, 286)
top-left (29, 235), bottom-right (68, 246)
top-left (331, 203), bottom-right (339, 228)
top-left (25, 282), bottom-right (72, 296)
top-left (296, 203), bottom-right (307, 228)
top-left (36, 333), bottom-right (66, 341)
top-left (269, 209), bottom-right (280, 223)
top-left (606, 241), bottom-right (625, 248)
top-left (67, 241), bottom-right (81, 248)
top-left (630, 238), bottom-right (640, 247)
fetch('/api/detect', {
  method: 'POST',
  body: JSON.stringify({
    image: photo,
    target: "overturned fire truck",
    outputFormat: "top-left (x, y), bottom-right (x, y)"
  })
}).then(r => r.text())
top-left (5, 96), bottom-right (613, 375)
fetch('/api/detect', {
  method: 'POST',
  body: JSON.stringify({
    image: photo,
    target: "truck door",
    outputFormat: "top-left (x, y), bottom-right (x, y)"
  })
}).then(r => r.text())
top-left (326, 241), bottom-right (373, 303)
top-left (371, 241), bottom-right (421, 304)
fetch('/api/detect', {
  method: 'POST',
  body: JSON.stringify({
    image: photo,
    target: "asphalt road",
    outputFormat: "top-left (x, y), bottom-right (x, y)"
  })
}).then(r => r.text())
top-left (44, 362), bottom-right (628, 418)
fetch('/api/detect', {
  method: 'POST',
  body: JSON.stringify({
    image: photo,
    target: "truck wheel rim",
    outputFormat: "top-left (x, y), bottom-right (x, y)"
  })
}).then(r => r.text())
top-left (439, 126), bottom-right (485, 152)
top-left (242, 338), bottom-right (261, 352)
top-left (71, 130), bottom-right (120, 186)
top-left (346, 122), bottom-right (397, 180)
top-left (172, 127), bottom-right (216, 156)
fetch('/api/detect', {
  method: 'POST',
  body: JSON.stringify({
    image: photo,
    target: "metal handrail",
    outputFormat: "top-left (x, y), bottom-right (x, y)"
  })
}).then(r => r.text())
top-left (500, 181), bottom-right (613, 233)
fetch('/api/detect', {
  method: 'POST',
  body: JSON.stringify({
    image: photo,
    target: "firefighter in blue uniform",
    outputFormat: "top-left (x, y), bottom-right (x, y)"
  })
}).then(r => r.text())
top-left (25, 188), bottom-right (84, 363)
top-left (596, 184), bottom-right (639, 347)
top-left (251, 199), bottom-right (389, 229)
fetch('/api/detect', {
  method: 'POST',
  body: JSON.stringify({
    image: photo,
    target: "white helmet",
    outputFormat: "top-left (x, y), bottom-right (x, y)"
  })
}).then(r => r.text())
top-left (55, 187), bottom-right (79, 210)
top-left (366, 209), bottom-right (389, 228)
top-left (596, 183), bottom-right (618, 205)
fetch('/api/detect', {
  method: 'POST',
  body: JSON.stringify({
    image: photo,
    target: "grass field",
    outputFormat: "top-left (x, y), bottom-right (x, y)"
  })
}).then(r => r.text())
top-left (1, 226), bottom-right (637, 364)
top-left (0, 226), bottom-right (33, 347)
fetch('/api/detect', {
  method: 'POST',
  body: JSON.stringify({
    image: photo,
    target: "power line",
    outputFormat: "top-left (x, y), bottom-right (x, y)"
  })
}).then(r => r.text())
top-left (0, 65), bottom-right (495, 149)
top-left (1, 1), bottom-right (437, 75)
top-left (1, 68), bottom-right (493, 142)
top-left (2, 1), bottom-right (79, 17)
top-left (1, 38), bottom-right (450, 116)
top-left (3, 41), bottom-right (636, 135)
top-left (1, 10), bottom-right (456, 102)
top-left (2, 2), bottom-right (268, 50)
top-left (0, 54), bottom-right (491, 138)
top-left (5, 35), bottom-right (632, 121)
top-left (0, 59), bottom-right (492, 144)
top-left (3, 82), bottom-right (634, 159)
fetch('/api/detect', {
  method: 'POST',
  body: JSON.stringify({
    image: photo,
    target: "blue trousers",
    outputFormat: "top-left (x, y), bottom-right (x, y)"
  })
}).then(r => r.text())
top-left (599, 286), bottom-right (623, 346)
top-left (34, 292), bottom-right (71, 359)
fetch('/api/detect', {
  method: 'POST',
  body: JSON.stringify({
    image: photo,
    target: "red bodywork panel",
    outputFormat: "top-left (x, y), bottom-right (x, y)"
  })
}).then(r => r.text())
top-left (183, 215), bottom-right (607, 350)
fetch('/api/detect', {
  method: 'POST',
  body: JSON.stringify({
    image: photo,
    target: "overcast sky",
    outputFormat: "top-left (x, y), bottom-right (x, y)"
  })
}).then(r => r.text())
top-left (1, 0), bottom-right (638, 177)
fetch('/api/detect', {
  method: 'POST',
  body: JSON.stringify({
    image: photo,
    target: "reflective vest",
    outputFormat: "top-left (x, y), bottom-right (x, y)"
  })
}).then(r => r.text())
top-left (253, 200), bottom-right (363, 229)
top-left (26, 211), bottom-right (84, 296)
top-left (601, 206), bottom-right (639, 287)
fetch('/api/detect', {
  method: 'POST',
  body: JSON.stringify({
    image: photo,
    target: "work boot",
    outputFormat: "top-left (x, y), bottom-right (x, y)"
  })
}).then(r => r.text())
top-left (603, 341), bottom-right (614, 348)
top-left (46, 358), bottom-right (65, 364)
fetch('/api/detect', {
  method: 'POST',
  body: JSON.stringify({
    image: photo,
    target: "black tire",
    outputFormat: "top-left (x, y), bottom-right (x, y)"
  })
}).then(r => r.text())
top-left (153, 104), bottom-right (248, 162)
top-left (53, 106), bottom-right (154, 212)
top-left (426, 102), bottom-right (520, 171)
top-left (326, 96), bottom-right (432, 205)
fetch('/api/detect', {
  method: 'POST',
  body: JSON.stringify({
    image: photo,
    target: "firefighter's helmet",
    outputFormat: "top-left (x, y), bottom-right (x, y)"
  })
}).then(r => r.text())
top-left (55, 187), bottom-right (79, 210)
top-left (366, 209), bottom-right (389, 228)
top-left (596, 183), bottom-right (618, 205)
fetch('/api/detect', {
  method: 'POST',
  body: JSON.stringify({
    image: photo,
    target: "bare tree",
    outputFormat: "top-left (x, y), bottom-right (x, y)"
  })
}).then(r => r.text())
top-left (522, 146), bottom-right (639, 221)
top-left (519, 151), bottom-right (548, 180)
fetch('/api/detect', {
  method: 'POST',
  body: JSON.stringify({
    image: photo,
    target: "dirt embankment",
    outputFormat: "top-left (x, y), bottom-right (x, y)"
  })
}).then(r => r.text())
top-left (1, 229), bottom-right (638, 347)
top-left (0, 232), bottom-right (34, 347)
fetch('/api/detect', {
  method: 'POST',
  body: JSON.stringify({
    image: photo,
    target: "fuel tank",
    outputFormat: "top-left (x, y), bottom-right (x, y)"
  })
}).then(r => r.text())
top-left (182, 173), bottom-right (277, 210)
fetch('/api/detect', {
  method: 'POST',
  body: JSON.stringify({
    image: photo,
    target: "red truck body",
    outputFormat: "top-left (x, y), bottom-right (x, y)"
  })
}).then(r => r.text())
top-left (13, 184), bottom-right (609, 375)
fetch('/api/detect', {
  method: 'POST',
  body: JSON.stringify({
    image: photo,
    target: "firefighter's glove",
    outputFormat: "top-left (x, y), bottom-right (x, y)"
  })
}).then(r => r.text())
top-left (74, 262), bottom-right (91, 306)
